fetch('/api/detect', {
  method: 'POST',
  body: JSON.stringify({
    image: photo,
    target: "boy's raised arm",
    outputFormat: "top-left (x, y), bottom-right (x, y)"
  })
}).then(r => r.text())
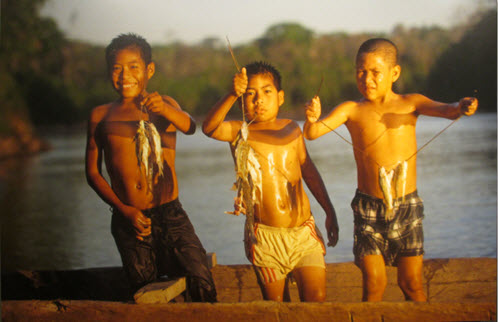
top-left (414, 94), bottom-right (478, 119)
top-left (202, 68), bottom-right (247, 141)
top-left (298, 137), bottom-right (339, 247)
top-left (142, 93), bottom-right (196, 135)
top-left (303, 96), bottom-right (350, 140)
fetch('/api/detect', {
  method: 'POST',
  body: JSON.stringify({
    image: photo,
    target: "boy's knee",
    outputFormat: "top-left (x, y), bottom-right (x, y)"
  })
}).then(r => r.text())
top-left (398, 275), bottom-right (423, 294)
top-left (365, 274), bottom-right (387, 292)
top-left (302, 288), bottom-right (326, 302)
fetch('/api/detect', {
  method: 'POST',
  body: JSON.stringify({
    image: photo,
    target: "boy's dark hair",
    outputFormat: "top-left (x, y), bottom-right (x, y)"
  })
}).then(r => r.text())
top-left (245, 61), bottom-right (282, 91)
top-left (356, 38), bottom-right (398, 67)
top-left (105, 33), bottom-right (152, 70)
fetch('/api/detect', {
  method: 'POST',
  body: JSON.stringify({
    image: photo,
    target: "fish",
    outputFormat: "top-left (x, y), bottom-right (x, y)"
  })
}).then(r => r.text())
top-left (134, 120), bottom-right (163, 192)
top-left (379, 161), bottom-right (409, 220)
top-left (379, 166), bottom-right (394, 214)
top-left (226, 122), bottom-right (262, 245)
top-left (394, 161), bottom-right (408, 202)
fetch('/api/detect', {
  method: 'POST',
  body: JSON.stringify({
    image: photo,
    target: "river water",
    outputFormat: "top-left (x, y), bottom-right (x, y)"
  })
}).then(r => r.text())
top-left (1, 114), bottom-right (496, 271)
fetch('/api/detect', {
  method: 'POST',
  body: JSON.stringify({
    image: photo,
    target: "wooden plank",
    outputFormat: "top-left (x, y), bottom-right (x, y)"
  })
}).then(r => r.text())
top-left (134, 277), bottom-right (186, 304)
top-left (134, 252), bottom-right (217, 304)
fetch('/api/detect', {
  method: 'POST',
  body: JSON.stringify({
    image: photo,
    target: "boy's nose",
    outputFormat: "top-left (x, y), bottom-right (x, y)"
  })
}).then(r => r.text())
top-left (365, 74), bottom-right (375, 86)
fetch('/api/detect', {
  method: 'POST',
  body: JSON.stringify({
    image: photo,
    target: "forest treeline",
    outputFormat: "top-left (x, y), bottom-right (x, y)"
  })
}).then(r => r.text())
top-left (1, 0), bottom-right (496, 132)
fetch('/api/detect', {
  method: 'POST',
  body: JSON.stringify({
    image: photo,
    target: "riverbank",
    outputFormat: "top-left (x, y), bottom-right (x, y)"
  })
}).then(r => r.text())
top-left (2, 258), bottom-right (496, 321)
top-left (0, 116), bottom-right (51, 160)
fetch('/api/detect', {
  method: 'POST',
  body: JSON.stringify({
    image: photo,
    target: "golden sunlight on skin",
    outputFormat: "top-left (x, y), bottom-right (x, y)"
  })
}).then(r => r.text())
top-left (86, 47), bottom-right (195, 239)
top-left (303, 39), bottom-right (478, 303)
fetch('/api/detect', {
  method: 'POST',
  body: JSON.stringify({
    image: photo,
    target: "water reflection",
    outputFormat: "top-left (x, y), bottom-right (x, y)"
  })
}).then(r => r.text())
top-left (1, 114), bottom-right (496, 271)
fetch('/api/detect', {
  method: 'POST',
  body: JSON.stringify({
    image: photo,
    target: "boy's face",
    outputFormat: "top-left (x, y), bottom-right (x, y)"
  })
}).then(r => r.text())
top-left (355, 52), bottom-right (400, 102)
top-left (243, 73), bottom-right (284, 123)
top-left (110, 47), bottom-right (154, 100)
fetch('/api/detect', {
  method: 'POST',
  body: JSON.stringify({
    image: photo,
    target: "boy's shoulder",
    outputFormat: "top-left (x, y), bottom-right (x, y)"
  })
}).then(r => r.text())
top-left (89, 102), bottom-right (115, 122)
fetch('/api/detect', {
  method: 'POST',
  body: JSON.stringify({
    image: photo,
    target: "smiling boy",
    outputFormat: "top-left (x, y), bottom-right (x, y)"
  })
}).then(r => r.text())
top-left (304, 38), bottom-right (478, 301)
top-left (85, 33), bottom-right (216, 301)
top-left (202, 62), bottom-right (339, 302)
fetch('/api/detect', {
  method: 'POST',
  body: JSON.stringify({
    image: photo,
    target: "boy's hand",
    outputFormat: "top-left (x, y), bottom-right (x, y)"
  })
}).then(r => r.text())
top-left (122, 206), bottom-right (152, 240)
top-left (305, 96), bottom-right (321, 123)
top-left (325, 214), bottom-right (339, 247)
top-left (232, 67), bottom-right (248, 97)
top-left (458, 97), bottom-right (478, 116)
top-left (141, 92), bottom-right (169, 115)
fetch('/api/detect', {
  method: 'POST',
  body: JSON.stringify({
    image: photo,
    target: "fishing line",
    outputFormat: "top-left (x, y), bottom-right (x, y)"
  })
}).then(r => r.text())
top-left (312, 77), bottom-right (464, 168)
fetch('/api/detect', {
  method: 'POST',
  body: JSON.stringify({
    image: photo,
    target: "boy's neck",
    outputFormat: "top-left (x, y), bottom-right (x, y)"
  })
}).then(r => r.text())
top-left (365, 90), bottom-right (397, 106)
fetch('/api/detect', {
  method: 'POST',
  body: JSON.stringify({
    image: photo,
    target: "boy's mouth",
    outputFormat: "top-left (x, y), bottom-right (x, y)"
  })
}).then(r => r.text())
top-left (122, 83), bottom-right (136, 89)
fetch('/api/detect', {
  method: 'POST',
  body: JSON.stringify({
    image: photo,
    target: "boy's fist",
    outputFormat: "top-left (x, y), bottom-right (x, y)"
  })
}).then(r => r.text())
top-left (459, 97), bottom-right (478, 116)
top-left (232, 67), bottom-right (248, 97)
top-left (305, 96), bottom-right (322, 123)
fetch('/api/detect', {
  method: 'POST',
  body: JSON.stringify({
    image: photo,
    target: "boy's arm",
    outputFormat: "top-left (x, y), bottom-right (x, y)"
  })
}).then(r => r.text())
top-left (298, 136), bottom-right (339, 246)
top-left (414, 94), bottom-right (478, 119)
top-left (303, 96), bottom-right (350, 140)
top-left (142, 93), bottom-right (196, 135)
top-left (202, 68), bottom-right (247, 141)
top-left (85, 110), bottom-right (151, 240)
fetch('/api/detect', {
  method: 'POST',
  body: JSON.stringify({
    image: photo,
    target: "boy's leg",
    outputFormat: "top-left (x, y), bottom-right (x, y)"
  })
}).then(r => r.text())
top-left (111, 213), bottom-right (157, 295)
top-left (397, 255), bottom-right (426, 302)
top-left (292, 266), bottom-right (326, 302)
top-left (359, 254), bottom-right (387, 301)
top-left (156, 200), bottom-right (217, 302)
top-left (260, 278), bottom-right (288, 301)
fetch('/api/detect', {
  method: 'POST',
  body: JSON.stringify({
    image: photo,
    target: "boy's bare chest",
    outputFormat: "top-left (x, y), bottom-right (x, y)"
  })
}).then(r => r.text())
top-left (247, 139), bottom-right (300, 178)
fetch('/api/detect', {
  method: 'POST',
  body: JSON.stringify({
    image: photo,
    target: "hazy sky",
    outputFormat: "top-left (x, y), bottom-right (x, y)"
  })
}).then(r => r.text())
top-left (41, 0), bottom-right (480, 45)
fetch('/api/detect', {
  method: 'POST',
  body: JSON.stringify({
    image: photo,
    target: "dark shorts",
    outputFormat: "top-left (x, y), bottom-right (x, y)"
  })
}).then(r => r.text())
top-left (351, 190), bottom-right (425, 267)
top-left (111, 199), bottom-right (217, 302)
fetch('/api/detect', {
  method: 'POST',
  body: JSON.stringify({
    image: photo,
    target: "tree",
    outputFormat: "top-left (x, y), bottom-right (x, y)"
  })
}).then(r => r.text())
top-left (1, 0), bottom-right (77, 125)
top-left (426, 8), bottom-right (497, 111)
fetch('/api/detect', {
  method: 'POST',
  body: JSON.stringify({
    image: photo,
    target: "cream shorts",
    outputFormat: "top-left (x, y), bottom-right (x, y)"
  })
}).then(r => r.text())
top-left (245, 215), bottom-right (326, 285)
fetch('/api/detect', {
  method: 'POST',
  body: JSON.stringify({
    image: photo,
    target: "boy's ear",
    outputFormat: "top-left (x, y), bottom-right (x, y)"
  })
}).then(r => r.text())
top-left (146, 62), bottom-right (155, 79)
top-left (278, 90), bottom-right (285, 106)
top-left (392, 64), bottom-right (401, 83)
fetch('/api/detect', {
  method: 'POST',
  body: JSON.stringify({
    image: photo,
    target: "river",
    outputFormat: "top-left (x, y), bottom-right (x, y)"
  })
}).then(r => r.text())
top-left (1, 113), bottom-right (496, 271)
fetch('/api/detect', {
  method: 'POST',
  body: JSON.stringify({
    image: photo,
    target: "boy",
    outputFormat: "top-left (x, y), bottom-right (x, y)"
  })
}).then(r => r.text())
top-left (202, 61), bottom-right (339, 302)
top-left (85, 33), bottom-right (217, 302)
top-left (304, 38), bottom-right (478, 302)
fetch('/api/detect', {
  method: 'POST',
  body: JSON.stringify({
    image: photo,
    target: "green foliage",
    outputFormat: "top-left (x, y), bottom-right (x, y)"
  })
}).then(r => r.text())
top-left (2, 2), bottom-right (496, 129)
top-left (426, 9), bottom-right (497, 110)
top-left (1, 0), bottom-right (75, 128)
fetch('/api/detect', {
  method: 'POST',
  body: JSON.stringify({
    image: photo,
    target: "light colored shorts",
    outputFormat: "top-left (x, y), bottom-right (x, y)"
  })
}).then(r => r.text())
top-left (245, 215), bottom-right (326, 285)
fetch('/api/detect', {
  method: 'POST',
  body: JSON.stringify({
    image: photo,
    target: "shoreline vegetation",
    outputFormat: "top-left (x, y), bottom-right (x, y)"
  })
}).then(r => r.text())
top-left (1, 2), bottom-right (496, 160)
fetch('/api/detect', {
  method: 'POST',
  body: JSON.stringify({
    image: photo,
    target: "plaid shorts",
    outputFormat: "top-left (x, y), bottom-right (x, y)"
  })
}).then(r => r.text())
top-left (351, 190), bottom-right (425, 267)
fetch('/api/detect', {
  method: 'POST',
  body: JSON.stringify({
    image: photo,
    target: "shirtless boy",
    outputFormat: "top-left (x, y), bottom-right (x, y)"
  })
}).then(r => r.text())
top-left (202, 61), bottom-right (339, 302)
top-left (304, 38), bottom-right (478, 302)
top-left (85, 33), bottom-right (216, 302)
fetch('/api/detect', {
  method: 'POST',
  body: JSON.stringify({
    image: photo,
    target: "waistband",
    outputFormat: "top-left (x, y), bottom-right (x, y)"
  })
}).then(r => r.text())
top-left (354, 189), bottom-right (419, 203)
top-left (112, 198), bottom-right (181, 216)
top-left (142, 198), bottom-right (181, 216)
top-left (252, 215), bottom-right (316, 232)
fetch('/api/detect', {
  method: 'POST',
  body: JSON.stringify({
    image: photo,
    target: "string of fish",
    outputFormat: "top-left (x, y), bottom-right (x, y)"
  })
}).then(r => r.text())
top-left (133, 103), bottom-right (164, 193)
top-left (312, 77), bottom-right (461, 217)
top-left (225, 37), bottom-right (262, 245)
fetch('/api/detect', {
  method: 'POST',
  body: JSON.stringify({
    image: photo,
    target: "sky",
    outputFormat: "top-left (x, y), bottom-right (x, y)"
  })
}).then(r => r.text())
top-left (40, 0), bottom-right (483, 46)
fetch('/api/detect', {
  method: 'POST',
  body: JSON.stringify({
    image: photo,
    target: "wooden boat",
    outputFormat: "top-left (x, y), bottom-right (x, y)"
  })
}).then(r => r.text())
top-left (2, 257), bottom-right (496, 321)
